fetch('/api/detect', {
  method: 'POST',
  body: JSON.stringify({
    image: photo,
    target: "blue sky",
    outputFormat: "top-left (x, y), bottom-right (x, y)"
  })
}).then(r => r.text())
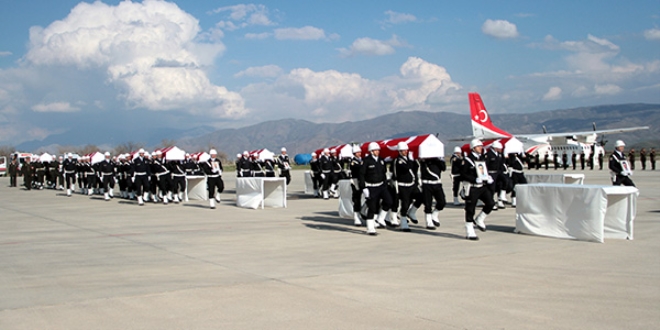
top-left (0, 0), bottom-right (658, 146)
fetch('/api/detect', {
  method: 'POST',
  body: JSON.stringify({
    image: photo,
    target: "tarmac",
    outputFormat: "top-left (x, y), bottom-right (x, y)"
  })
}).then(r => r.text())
top-left (0, 167), bottom-right (658, 329)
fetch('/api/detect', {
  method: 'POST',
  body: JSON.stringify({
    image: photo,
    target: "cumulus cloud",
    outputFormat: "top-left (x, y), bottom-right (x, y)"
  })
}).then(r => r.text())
top-left (482, 19), bottom-right (519, 39)
top-left (383, 10), bottom-right (417, 24)
top-left (594, 84), bottom-right (622, 95)
top-left (245, 32), bottom-right (271, 39)
top-left (338, 35), bottom-right (406, 57)
top-left (240, 57), bottom-right (461, 122)
top-left (644, 28), bottom-right (660, 40)
top-left (234, 65), bottom-right (283, 78)
top-left (542, 87), bottom-right (562, 101)
top-left (274, 26), bottom-right (329, 40)
top-left (209, 4), bottom-right (273, 31)
top-left (32, 102), bottom-right (80, 113)
top-left (24, 0), bottom-right (247, 118)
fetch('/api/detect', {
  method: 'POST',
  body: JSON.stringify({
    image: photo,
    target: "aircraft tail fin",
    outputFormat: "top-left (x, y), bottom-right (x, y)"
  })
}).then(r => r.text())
top-left (469, 92), bottom-right (511, 139)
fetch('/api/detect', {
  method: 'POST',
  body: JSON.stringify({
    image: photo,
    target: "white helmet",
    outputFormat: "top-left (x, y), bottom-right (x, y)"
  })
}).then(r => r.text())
top-left (397, 142), bottom-right (409, 151)
top-left (330, 149), bottom-right (337, 154)
top-left (236, 153), bottom-right (242, 158)
top-left (210, 149), bottom-right (218, 155)
top-left (470, 139), bottom-right (483, 149)
top-left (67, 153), bottom-right (72, 158)
top-left (323, 148), bottom-right (330, 154)
top-left (453, 146), bottom-right (461, 153)
top-left (104, 152), bottom-right (110, 156)
top-left (492, 141), bottom-right (503, 149)
top-left (368, 142), bottom-right (380, 151)
top-left (138, 148), bottom-right (145, 154)
top-left (311, 152), bottom-right (317, 157)
top-left (243, 151), bottom-right (249, 156)
top-left (352, 145), bottom-right (362, 153)
top-left (281, 147), bottom-right (287, 152)
top-left (615, 140), bottom-right (625, 147)
top-left (154, 150), bottom-right (162, 156)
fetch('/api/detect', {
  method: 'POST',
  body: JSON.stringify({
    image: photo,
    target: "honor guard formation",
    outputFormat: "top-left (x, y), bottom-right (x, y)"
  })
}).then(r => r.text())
top-left (5, 138), bottom-right (649, 240)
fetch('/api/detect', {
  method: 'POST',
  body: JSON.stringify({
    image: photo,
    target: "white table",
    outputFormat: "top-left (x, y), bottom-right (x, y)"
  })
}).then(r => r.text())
top-left (338, 179), bottom-right (355, 219)
top-left (303, 170), bottom-right (315, 195)
top-left (525, 173), bottom-right (585, 185)
top-left (236, 177), bottom-right (287, 209)
top-left (185, 176), bottom-right (208, 201)
top-left (515, 184), bottom-right (638, 243)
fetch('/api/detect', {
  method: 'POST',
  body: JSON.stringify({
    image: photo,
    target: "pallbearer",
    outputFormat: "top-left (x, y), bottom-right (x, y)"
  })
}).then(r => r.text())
top-left (319, 148), bottom-right (332, 199)
top-left (461, 139), bottom-right (495, 240)
top-left (359, 142), bottom-right (393, 235)
top-left (393, 142), bottom-right (420, 232)
top-left (152, 151), bottom-right (171, 204)
top-left (169, 159), bottom-right (186, 203)
top-left (131, 149), bottom-right (151, 206)
top-left (348, 145), bottom-right (364, 226)
top-left (450, 146), bottom-right (463, 205)
top-left (63, 153), bottom-right (77, 196)
top-left (419, 148), bottom-right (446, 230)
top-left (507, 153), bottom-right (527, 207)
top-left (99, 152), bottom-right (116, 201)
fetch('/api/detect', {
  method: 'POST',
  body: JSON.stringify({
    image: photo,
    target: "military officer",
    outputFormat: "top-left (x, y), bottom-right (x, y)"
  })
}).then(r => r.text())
top-left (450, 146), bottom-right (463, 205)
top-left (130, 149), bottom-right (151, 206)
top-left (359, 142), bottom-right (393, 235)
top-left (319, 148), bottom-right (332, 199)
top-left (277, 147), bottom-right (291, 185)
top-left (22, 157), bottom-right (34, 190)
top-left (8, 156), bottom-right (18, 187)
top-left (419, 147), bottom-right (446, 230)
top-left (201, 149), bottom-right (224, 209)
top-left (349, 145), bottom-right (364, 226)
top-left (98, 152), bottom-right (116, 201)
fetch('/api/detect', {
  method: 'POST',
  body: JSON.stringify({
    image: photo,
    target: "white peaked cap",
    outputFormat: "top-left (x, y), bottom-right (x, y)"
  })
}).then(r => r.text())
top-left (470, 139), bottom-right (483, 149)
top-left (492, 141), bottom-right (503, 149)
top-left (104, 152), bottom-right (110, 156)
top-left (138, 148), bottom-right (145, 153)
top-left (236, 153), bottom-right (242, 158)
top-left (397, 142), bottom-right (409, 151)
top-left (311, 152), bottom-right (317, 156)
top-left (453, 146), bottom-right (462, 153)
top-left (243, 151), bottom-right (249, 155)
top-left (323, 148), bottom-right (330, 153)
top-left (368, 142), bottom-right (380, 151)
top-left (210, 149), bottom-right (218, 155)
top-left (281, 147), bottom-right (287, 152)
top-left (330, 149), bottom-right (337, 154)
top-left (615, 140), bottom-right (625, 147)
top-left (67, 153), bottom-right (72, 157)
top-left (352, 145), bottom-right (362, 153)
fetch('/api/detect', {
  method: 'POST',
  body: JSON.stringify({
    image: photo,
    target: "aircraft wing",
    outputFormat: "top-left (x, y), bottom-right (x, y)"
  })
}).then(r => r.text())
top-left (516, 126), bottom-right (649, 141)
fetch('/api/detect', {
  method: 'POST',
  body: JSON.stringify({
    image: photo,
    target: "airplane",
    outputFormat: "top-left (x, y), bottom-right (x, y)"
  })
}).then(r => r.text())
top-left (458, 92), bottom-right (649, 164)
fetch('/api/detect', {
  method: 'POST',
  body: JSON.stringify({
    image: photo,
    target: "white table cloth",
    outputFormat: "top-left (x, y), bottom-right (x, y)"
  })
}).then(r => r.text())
top-left (515, 183), bottom-right (638, 243)
top-left (525, 173), bottom-right (585, 185)
top-left (236, 177), bottom-right (287, 209)
top-left (303, 170), bottom-right (315, 195)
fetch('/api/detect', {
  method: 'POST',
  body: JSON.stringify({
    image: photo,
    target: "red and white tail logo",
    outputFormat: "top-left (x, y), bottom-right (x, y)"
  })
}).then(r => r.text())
top-left (469, 92), bottom-right (511, 139)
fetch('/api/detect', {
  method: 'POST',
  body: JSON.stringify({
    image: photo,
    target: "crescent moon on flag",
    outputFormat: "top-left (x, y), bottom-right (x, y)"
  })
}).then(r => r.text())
top-left (479, 109), bottom-right (488, 123)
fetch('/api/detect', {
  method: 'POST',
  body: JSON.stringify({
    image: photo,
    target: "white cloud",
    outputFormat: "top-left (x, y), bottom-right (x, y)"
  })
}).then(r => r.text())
top-left (542, 87), bottom-right (562, 101)
top-left (209, 4), bottom-right (273, 31)
top-left (32, 101), bottom-right (80, 113)
top-left (240, 57), bottom-right (461, 122)
top-left (234, 65), bottom-right (283, 78)
top-left (274, 26), bottom-right (328, 40)
top-left (384, 10), bottom-right (417, 24)
top-left (338, 35), bottom-right (406, 57)
top-left (644, 28), bottom-right (660, 40)
top-left (594, 84), bottom-right (622, 95)
top-left (0, 51), bottom-right (11, 57)
top-left (23, 0), bottom-right (247, 118)
top-left (482, 19), bottom-right (519, 39)
top-left (245, 32), bottom-right (271, 39)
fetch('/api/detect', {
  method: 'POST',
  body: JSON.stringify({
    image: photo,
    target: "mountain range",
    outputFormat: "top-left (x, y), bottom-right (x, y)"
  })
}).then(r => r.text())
top-left (16, 103), bottom-right (660, 157)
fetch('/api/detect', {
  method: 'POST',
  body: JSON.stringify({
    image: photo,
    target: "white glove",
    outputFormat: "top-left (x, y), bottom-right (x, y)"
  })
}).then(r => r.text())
top-left (321, 173), bottom-right (326, 179)
top-left (476, 177), bottom-right (483, 184)
top-left (487, 175), bottom-right (494, 184)
top-left (362, 188), bottom-right (370, 198)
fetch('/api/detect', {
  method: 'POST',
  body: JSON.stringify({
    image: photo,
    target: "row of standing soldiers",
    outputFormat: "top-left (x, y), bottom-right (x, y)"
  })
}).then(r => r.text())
top-left (234, 148), bottom-right (292, 185)
top-left (529, 147), bottom-right (656, 171)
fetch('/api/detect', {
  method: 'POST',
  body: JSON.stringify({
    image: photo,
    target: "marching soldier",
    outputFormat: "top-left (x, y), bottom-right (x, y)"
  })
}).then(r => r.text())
top-left (507, 153), bottom-right (527, 207)
top-left (130, 149), bottom-right (151, 206)
top-left (485, 141), bottom-right (507, 210)
top-left (461, 139), bottom-right (495, 240)
top-left (359, 142), bottom-right (393, 235)
top-left (169, 159), bottom-right (186, 203)
top-left (264, 158), bottom-right (276, 177)
top-left (201, 149), bottom-right (224, 209)
top-left (22, 157), bottom-right (34, 190)
top-left (450, 146), bottom-right (463, 205)
top-left (419, 147), bottom-right (446, 230)
top-left (393, 142), bottom-right (421, 232)
top-left (251, 155), bottom-right (265, 177)
top-left (62, 153), bottom-right (77, 196)
top-left (309, 152), bottom-right (321, 197)
top-left (329, 149), bottom-right (343, 197)
top-left (319, 148), bottom-right (332, 199)
top-left (277, 147), bottom-right (291, 185)
top-left (34, 159), bottom-right (45, 189)
top-left (609, 140), bottom-right (635, 187)
top-left (152, 151), bottom-right (171, 204)
top-left (349, 145), bottom-right (364, 226)
top-left (98, 152), bottom-right (116, 201)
